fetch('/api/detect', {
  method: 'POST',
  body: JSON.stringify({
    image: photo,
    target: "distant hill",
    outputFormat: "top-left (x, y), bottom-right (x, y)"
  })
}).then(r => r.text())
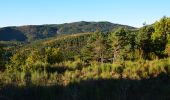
top-left (0, 27), bottom-right (27, 41)
top-left (0, 21), bottom-right (136, 41)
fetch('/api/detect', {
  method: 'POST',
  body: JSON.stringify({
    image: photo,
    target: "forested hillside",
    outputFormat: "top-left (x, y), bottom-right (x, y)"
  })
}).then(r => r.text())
top-left (0, 21), bottom-right (135, 41)
top-left (0, 17), bottom-right (170, 100)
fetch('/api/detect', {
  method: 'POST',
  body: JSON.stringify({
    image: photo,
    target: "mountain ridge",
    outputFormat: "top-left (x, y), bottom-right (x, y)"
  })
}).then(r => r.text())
top-left (0, 21), bottom-right (136, 41)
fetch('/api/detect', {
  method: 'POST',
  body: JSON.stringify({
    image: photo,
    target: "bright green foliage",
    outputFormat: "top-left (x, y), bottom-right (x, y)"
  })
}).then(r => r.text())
top-left (9, 50), bottom-right (28, 71)
top-left (165, 18), bottom-right (170, 56)
top-left (45, 47), bottom-right (64, 64)
top-left (152, 17), bottom-right (169, 57)
top-left (152, 17), bottom-right (169, 40)
top-left (24, 50), bottom-right (44, 71)
top-left (8, 47), bottom-right (64, 72)
top-left (2, 58), bottom-right (170, 85)
top-left (26, 50), bottom-right (43, 65)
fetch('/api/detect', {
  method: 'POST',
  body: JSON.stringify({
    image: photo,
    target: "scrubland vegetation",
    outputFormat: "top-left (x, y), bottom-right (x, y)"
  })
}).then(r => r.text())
top-left (0, 17), bottom-right (170, 100)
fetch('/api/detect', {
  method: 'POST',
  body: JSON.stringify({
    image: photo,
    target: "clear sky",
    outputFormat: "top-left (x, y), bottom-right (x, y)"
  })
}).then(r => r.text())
top-left (0, 0), bottom-right (169, 27)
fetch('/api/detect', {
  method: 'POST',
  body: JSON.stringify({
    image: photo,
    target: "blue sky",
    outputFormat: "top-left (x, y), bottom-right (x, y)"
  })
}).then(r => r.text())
top-left (0, 0), bottom-right (169, 27)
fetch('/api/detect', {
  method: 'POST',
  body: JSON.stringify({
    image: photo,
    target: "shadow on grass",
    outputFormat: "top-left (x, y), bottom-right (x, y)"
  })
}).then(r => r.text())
top-left (0, 73), bottom-right (170, 100)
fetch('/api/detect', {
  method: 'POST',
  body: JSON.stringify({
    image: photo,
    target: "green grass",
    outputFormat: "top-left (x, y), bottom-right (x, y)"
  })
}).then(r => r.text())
top-left (1, 59), bottom-right (170, 100)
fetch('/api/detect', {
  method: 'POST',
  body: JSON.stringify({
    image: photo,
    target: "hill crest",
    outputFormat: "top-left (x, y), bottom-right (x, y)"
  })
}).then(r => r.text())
top-left (0, 21), bottom-right (136, 41)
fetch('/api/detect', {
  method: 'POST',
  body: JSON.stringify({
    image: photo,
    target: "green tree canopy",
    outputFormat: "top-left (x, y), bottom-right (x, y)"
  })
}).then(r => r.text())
top-left (151, 16), bottom-right (170, 57)
top-left (45, 47), bottom-right (64, 64)
top-left (136, 26), bottom-right (154, 59)
top-left (81, 30), bottom-right (107, 63)
top-left (108, 28), bottom-right (130, 62)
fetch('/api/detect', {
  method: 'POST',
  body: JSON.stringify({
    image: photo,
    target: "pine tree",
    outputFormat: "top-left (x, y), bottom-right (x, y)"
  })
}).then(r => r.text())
top-left (108, 28), bottom-right (129, 62)
top-left (136, 26), bottom-right (154, 59)
top-left (81, 30), bottom-right (107, 63)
